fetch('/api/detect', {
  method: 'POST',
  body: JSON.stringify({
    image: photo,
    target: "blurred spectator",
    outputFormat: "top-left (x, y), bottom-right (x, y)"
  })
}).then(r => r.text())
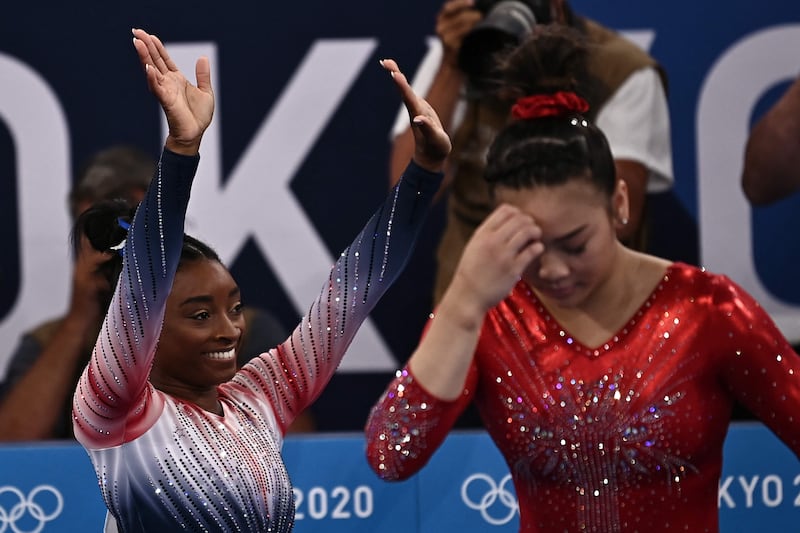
top-left (0, 145), bottom-right (304, 440)
top-left (389, 0), bottom-right (674, 305)
top-left (741, 76), bottom-right (800, 205)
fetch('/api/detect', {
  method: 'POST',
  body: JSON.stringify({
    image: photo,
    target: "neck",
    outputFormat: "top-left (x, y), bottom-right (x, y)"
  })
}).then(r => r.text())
top-left (582, 244), bottom-right (641, 316)
top-left (151, 379), bottom-right (222, 415)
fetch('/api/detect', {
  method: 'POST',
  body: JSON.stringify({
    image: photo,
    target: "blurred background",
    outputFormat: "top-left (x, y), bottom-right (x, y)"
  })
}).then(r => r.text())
top-left (1, 0), bottom-right (799, 431)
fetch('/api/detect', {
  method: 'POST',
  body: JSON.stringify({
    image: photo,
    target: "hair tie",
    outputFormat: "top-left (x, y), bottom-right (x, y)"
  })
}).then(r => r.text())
top-left (109, 217), bottom-right (130, 256)
top-left (511, 91), bottom-right (589, 120)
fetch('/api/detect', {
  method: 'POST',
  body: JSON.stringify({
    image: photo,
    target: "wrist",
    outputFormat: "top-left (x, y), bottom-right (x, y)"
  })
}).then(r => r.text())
top-left (436, 284), bottom-right (489, 332)
top-left (65, 298), bottom-right (102, 325)
top-left (412, 154), bottom-right (446, 174)
top-left (165, 136), bottom-right (201, 156)
top-left (437, 57), bottom-right (465, 80)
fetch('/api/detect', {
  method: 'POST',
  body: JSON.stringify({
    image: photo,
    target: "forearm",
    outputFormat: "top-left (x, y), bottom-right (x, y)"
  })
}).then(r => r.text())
top-left (742, 77), bottom-right (800, 205)
top-left (365, 281), bottom-right (483, 480)
top-left (0, 317), bottom-right (94, 440)
top-left (389, 63), bottom-right (464, 187)
top-left (408, 279), bottom-right (485, 400)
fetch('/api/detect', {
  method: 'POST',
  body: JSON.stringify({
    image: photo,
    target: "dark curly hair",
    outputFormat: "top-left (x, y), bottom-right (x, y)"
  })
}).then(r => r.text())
top-left (71, 200), bottom-right (222, 298)
top-left (484, 24), bottom-right (616, 196)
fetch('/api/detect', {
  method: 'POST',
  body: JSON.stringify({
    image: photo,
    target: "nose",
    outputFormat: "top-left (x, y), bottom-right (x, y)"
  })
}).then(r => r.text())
top-left (537, 249), bottom-right (569, 282)
top-left (217, 313), bottom-right (243, 342)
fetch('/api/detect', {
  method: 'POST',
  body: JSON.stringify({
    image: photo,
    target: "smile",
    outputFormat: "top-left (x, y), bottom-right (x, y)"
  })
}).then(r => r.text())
top-left (204, 348), bottom-right (236, 361)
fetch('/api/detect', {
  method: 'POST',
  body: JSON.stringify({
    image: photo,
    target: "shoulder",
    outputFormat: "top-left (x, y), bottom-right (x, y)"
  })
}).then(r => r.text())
top-left (666, 262), bottom-right (754, 308)
top-left (581, 18), bottom-right (656, 65)
top-left (580, 17), bottom-right (667, 91)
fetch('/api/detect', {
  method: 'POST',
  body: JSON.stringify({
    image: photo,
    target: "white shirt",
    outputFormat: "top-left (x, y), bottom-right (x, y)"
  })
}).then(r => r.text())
top-left (391, 40), bottom-right (674, 192)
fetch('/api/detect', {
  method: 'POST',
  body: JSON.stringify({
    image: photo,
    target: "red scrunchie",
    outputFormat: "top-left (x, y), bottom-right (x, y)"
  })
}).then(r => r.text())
top-left (511, 91), bottom-right (589, 120)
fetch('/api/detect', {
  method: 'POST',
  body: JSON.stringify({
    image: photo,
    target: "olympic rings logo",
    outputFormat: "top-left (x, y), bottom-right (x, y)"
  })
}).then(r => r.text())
top-left (0, 485), bottom-right (64, 533)
top-left (460, 473), bottom-right (519, 526)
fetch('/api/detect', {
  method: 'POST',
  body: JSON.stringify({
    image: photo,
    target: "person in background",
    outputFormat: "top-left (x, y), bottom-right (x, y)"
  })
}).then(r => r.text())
top-left (389, 0), bottom-right (673, 305)
top-left (741, 75), bottom-right (800, 205)
top-left (72, 28), bottom-right (447, 532)
top-left (0, 145), bottom-right (296, 441)
top-left (365, 26), bottom-right (800, 532)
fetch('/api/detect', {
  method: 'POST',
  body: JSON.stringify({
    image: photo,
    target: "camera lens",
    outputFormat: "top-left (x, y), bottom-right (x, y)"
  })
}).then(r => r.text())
top-left (458, 1), bottom-right (538, 89)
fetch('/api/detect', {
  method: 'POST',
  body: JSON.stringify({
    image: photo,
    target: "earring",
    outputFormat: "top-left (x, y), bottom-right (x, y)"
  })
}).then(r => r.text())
top-left (620, 217), bottom-right (629, 226)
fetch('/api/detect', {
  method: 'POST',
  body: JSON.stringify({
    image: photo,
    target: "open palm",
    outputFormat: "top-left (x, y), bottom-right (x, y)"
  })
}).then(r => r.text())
top-left (132, 28), bottom-right (214, 151)
top-left (381, 59), bottom-right (451, 172)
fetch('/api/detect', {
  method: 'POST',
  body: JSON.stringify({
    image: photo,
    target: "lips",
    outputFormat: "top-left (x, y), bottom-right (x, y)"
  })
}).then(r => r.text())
top-left (542, 283), bottom-right (575, 299)
top-left (204, 347), bottom-right (236, 361)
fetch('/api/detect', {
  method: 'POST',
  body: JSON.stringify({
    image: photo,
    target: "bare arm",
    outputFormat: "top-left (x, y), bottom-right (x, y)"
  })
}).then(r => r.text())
top-left (742, 76), bottom-right (800, 205)
top-left (0, 240), bottom-right (111, 441)
top-left (389, 0), bottom-right (480, 188)
top-left (408, 204), bottom-right (543, 398)
top-left (0, 319), bottom-right (94, 440)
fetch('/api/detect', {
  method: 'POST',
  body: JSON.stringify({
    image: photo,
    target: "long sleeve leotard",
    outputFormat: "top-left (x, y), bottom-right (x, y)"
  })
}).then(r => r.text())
top-left (72, 149), bottom-right (441, 533)
top-left (365, 263), bottom-right (800, 532)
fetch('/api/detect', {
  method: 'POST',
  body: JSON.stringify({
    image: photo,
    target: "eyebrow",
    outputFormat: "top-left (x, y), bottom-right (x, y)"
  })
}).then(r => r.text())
top-left (179, 287), bottom-right (241, 307)
top-left (548, 225), bottom-right (588, 245)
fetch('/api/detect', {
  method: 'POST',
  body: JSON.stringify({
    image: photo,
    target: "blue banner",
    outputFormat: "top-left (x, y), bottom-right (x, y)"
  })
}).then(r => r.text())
top-left (0, 424), bottom-right (797, 532)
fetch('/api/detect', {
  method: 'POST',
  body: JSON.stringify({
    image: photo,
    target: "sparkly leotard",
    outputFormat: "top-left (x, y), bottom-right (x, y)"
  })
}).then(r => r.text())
top-left (72, 149), bottom-right (441, 533)
top-left (366, 264), bottom-right (800, 532)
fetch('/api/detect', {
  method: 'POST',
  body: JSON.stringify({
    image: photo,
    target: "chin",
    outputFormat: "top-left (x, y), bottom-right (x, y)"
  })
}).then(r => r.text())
top-left (542, 285), bottom-right (591, 308)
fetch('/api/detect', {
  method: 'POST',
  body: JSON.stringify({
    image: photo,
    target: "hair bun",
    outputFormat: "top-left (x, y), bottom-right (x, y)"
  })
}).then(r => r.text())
top-left (511, 91), bottom-right (589, 120)
top-left (493, 25), bottom-right (595, 109)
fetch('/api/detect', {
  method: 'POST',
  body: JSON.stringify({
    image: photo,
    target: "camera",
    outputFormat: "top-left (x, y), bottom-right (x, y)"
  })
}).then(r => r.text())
top-left (458, 0), bottom-right (551, 89)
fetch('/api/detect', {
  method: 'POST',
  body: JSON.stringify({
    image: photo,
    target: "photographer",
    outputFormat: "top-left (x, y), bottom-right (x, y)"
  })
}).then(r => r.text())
top-left (389, 0), bottom-right (674, 305)
top-left (0, 146), bottom-right (300, 441)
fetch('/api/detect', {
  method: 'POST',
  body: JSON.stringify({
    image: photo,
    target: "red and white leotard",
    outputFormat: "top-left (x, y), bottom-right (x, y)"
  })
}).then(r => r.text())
top-left (72, 149), bottom-right (441, 532)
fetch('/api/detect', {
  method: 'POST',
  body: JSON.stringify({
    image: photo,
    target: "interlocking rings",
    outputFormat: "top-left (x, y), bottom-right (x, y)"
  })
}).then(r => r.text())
top-left (460, 473), bottom-right (518, 526)
top-left (0, 485), bottom-right (64, 533)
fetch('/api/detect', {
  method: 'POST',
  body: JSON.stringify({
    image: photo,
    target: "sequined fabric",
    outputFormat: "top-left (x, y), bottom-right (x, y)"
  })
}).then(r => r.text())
top-left (366, 263), bottom-right (800, 532)
top-left (72, 150), bottom-right (441, 533)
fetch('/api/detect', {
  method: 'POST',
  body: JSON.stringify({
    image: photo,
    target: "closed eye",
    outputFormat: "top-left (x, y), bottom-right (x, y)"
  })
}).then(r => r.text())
top-left (563, 244), bottom-right (586, 256)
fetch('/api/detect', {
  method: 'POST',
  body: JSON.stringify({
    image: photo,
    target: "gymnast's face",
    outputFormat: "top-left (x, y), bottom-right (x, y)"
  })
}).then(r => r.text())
top-left (151, 259), bottom-right (245, 397)
top-left (493, 177), bottom-right (624, 309)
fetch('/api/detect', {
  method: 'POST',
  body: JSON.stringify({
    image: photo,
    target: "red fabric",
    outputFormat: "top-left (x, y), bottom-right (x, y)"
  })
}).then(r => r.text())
top-left (366, 262), bottom-right (800, 531)
top-left (511, 91), bottom-right (589, 120)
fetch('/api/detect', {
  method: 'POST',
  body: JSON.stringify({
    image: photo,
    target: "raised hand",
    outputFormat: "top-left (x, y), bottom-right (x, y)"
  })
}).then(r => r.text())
top-left (437, 0), bottom-right (482, 68)
top-left (132, 28), bottom-right (214, 155)
top-left (449, 204), bottom-right (543, 313)
top-left (381, 59), bottom-right (452, 173)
